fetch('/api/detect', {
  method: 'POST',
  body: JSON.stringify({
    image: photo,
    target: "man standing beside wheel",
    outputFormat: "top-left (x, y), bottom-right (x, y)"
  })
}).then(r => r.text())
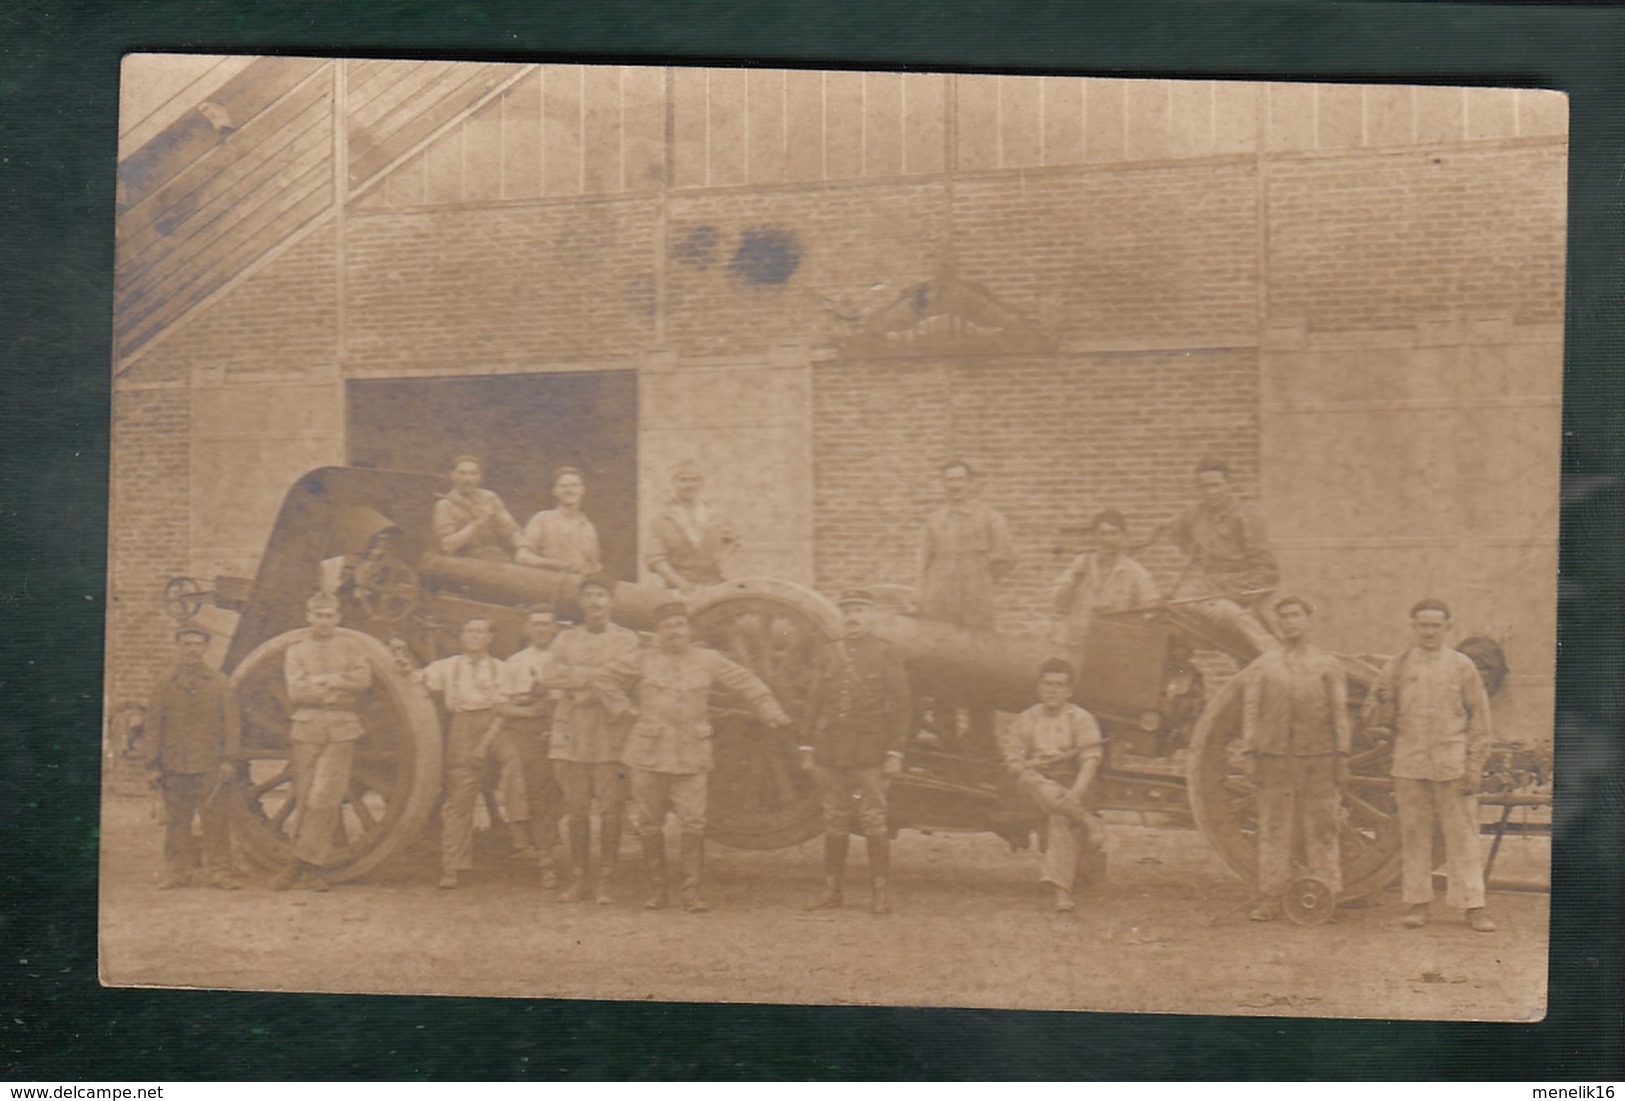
top-left (417, 618), bottom-right (508, 890)
top-left (999, 658), bottom-right (1107, 913)
top-left (800, 589), bottom-right (912, 916)
top-left (1365, 599), bottom-right (1496, 934)
top-left (541, 576), bottom-right (641, 904)
top-left (141, 625), bottom-right (243, 890)
top-left (1238, 596), bottom-right (1350, 922)
top-left (593, 602), bottom-right (792, 913)
top-left (272, 592), bottom-right (370, 892)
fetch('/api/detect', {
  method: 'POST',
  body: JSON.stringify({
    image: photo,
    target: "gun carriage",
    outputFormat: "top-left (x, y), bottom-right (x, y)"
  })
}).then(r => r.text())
top-left (166, 467), bottom-right (1507, 898)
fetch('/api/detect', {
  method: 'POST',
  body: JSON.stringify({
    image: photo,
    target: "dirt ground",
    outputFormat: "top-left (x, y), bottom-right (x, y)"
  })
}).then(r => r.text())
top-left (98, 794), bottom-right (1549, 1021)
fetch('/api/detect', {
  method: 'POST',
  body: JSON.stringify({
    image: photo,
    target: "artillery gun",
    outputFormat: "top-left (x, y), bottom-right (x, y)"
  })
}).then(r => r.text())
top-left (164, 466), bottom-right (1506, 897)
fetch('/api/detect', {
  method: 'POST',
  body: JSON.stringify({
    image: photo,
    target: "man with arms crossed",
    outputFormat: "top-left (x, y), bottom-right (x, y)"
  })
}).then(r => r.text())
top-left (1238, 596), bottom-right (1350, 921)
top-left (272, 592), bottom-right (370, 892)
top-left (1365, 598), bottom-right (1496, 933)
top-left (594, 602), bottom-right (791, 913)
top-left (800, 588), bottom-right (912, 916)
top-left (433, 455), bottom-right (523, 561)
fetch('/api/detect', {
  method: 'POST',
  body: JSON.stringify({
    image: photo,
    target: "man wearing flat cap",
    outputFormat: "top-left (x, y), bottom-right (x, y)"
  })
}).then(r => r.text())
top-left (800, 588), bottom-right (912, 915)
top-left (141, 625), bottom-right (242, 889)
top-left (593, 601), bottom-right (791, 912)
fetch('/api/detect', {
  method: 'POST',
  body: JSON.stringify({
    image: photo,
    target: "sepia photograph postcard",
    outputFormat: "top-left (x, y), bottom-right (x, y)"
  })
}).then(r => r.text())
top-left (102, 55), bottom-right (1563, 1021)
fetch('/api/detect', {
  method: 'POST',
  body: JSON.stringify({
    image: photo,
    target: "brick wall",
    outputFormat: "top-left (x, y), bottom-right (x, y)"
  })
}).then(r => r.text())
top-left (124, 223), bottom-right (339, 379)
top-left (952, 164), bottom-right (1260, 343)
top-left (107, 224), bottom-right (339, 705)
top-left (345, 200), bottom-right (658, 370)
top-left (812, 348), bottom-right (1261, 635)
top-left (664, 183), bottom-right (949, 356)
top-left (107, 387), bottom-right (191, 707)
top-left (1267, 145), bottom-right (1567, 329)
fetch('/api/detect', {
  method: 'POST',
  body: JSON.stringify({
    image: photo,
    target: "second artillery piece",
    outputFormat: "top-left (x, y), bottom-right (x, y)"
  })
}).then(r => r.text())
top-left (166, 466), bottom-right (1506, 898)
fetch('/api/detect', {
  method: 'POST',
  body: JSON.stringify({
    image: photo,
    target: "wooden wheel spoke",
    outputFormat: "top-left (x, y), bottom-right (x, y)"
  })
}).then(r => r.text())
top-left (270, 792), bottom-right (298, 830)
top-left (1339, 818), bottom-right (1375, 849)
top-left (243, 700), bottom-right (291, 737)
top-left (1343, 790), bottom-right (1395, 828)
top-left (346, 784), bottom-right (380, 832)
top-left (1346, 744), bottom-right (1389, 770)
top-left (250, 766), bottom-right (294, 798)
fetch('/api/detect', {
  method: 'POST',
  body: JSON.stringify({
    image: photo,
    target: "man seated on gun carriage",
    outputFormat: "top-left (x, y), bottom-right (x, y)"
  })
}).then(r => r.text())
top-left (1160, 458), bottom-right (1281, 657)
top-left (998, 658), bottom-right (1108, 913)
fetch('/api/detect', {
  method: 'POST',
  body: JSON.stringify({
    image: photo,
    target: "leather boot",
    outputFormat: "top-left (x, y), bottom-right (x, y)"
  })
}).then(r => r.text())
top-left (679, 831), bottom-right (708, 913)
top-left (559, 816), bottom-right (591, 902)
top-left (866, 833), bottom-right (892, 915)
top-left (596, 813), bottom-right (623, 905)
top-left (640, 832), bottom-right (669, 910)
top-left (804, 832), bottom-right (848, 911)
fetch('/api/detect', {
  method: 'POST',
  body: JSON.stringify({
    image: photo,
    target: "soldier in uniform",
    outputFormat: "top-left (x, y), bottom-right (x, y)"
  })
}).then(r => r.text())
top-left (140, 626), bottom-right (242, 890)
top-left (271, 592), bottom-right (370, 892)
top-left (646, 460), bottom-right (739, 592)
top-left (517, 466), bottom-right (603, 575)
top-left (540, 576), bottom-right (641, 903)
top-left (1238, 596), bottom-right (1350, 922)
top-left (417, 618), bottom-right (508, 889)
top-left (1163, 459), bottom-right (1280, 656)
top-left (999, 658), bottom-right (1107, 912)
top-left (593, 602), bottom-right (792, 913)
top-left (432, 455), bottom-right (523, 561)
top-left (799, 588), bottom-right (912, 915)
top-left (1365, 598), bottom-right (1496, 933)
top-left (1049, 509), bottom-right (1159, 650)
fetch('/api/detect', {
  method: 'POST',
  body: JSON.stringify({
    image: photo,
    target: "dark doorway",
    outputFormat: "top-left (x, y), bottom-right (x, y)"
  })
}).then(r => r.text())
top-left (347, 372), bottom-right (638, 581)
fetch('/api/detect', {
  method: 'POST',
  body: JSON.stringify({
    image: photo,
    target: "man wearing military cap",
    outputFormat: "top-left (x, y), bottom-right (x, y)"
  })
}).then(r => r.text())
top-left (140, 625), bottom-right (243, 889)
top-left (271, 591), bottom-right (371, 892)
top-left (646, 460), bottom-right (740, 593)
top-left (537, 575), bottom-right (640, 903)
top-left (593, 601), bottom-right (791, 912)
top-left (800, 588), bottom-right (913, 915)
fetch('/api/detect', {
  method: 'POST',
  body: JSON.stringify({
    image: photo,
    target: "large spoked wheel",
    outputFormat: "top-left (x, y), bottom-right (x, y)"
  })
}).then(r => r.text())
top-left (1188, 658), bottom-right (1403, 902)
top-left (227, 627), bottom-right (443, 881)
top-left (692, 580), bottom-right (841, 850)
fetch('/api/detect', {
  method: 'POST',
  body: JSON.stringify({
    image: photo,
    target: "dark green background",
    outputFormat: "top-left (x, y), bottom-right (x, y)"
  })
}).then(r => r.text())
top-left (3, 0), bottom-right (1621, 1080)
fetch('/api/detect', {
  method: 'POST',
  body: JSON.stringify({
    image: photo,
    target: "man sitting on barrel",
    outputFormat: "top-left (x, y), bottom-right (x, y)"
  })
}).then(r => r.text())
top-left (999, 658), bottom-right (1107, 913)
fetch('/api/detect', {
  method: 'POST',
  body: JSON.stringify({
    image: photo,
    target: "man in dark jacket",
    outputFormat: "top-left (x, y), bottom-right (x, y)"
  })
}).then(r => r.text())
top-left (140, 626), bottom-right (242, 889)
top-left (799, 589), bottom-right (913, 914)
